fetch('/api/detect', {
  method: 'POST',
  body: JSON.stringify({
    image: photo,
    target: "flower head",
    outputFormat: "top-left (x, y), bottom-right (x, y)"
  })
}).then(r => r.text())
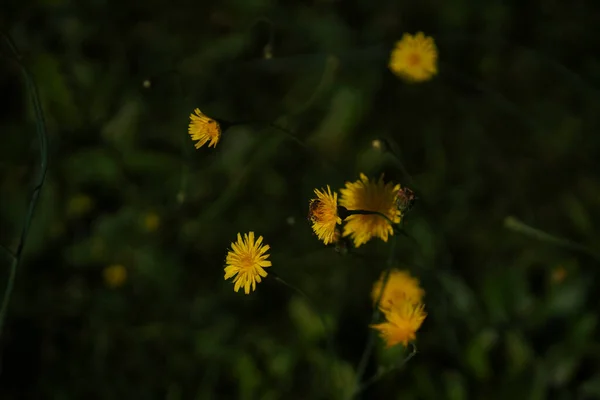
top-left (225, 232), bottom-right (271, 294)
top-left (389, 32), bottom-right (438, 83)
top-left (339, 173), bottom-right (401, 247)
top-left (188, 108), bottom-right (221, 148)
top-left (370, 302), bottom-right (427, 347)
top-left (371, 269), bottom-right (424, 309)
top-left (308, 186), bottom-right (342, 245)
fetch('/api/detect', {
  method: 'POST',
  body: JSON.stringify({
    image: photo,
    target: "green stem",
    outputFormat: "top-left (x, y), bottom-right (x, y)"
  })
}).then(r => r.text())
top-left (353, 234), bottom-right (397, 394)
top-left (504, 216), bottom-right (600, 263)
top-left (343, 209), bottom-right (396, 227)
top-left (272, 273), bottom-right (340, 391)
top-left (377, 136), bottom-right (414, 186)
top-left (0, 31), bottom-right (49, 337)
top-left (352, 343), bottom-right (417, 397)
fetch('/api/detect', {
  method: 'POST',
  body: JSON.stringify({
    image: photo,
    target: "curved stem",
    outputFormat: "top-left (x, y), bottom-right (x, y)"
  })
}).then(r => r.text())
top-left (505, 216), bottom-right (600, 263)
top-left (343, 209), bottom-right (396, 227)
top-left (353, 234), bottom-right (397, 394)
top-left (0, 31), bottom-right (49, 337)
top-left (377, 136), bottom-right (414, 186)
top-left (272, 273), bottom-right (340, 391)
top-left (352, 343), bottom-right (417, 397)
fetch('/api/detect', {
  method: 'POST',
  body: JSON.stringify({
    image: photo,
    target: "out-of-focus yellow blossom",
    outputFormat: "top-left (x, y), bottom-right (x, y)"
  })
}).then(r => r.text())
top-left (144, 212), bottom-right (160, 232)
top-left (103, 264), bottom-right (127, 288)
top-left (370, 302), bottom-right (426, 347)
top-left (389, 32), bottom-right (438, 82)
top-left (67, 194), bottom-right (93, 217)
top-left (551, 265), bottom-right (567, 284)
top-left (371, 269), bottom-right (424, 309)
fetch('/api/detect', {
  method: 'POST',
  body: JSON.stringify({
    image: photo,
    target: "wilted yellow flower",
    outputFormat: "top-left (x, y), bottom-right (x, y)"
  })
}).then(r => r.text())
top-left (308, 186), bottom-right (342, 245)
top-left (188, 108), bottom-right (221, 148)
top-left (103, 264), bottom-right (127, 288)
top-left (370, 302), bottom-right (426, 347)
top-left (225, 232), bottom-right (271, 294)
top-left (389, 32), bottom-right (438, 82)
top-left (339, 173), bottom-right (401, 247)
top-left (371, 269), bottom-right (424, 309)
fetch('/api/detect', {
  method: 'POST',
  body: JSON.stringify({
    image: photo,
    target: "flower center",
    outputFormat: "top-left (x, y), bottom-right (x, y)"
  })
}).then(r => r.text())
top-left (239, 254), bottom-right (255, 271)
top-left (407, 52), bottom-right (421, 66)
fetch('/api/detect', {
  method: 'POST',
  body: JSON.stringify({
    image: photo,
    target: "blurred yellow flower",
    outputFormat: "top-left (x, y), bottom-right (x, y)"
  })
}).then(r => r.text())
top-left (188, 108), bottom-right (221, 148)
top-left (308, 186), bottom-right (342, 245)
top-left (225, 232), bottom-right (271, 294)
top-left (389, 32), bottom-right (438, 82)
top-left (339, 173), bottom-right (401, 247)
top-left (67, 194), bottom-right (93, 217)
top-left (144, 212), bottom-right (160, 232)
top-left (103, 264), bottom-right (127, 288)
top-left (371, 269), bottom-right (424, 309)
top-left (551, 265), bottom-right (567, 284)
top-left (370, 302), bottom-right (427, 347)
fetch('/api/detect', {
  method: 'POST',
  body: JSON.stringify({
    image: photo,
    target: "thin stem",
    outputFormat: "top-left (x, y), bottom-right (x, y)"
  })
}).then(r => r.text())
top-left (0, 31), bottom-right (49, 337)
top-left (504, 216), bottom-right (600, 263)
top-left (344, 209), bottom-right (396, 227)
top-left (378, 136), bottom-right (414, 186)
top-left (226, 120), bottom-right (339, 173)
top-left (352, 343), bottom-right (417, 397)
top-left (0, 245), bottom-right (15, 260)
top-left (353, 235), bottom-right (397, 394)
top-left (272, 273), bottom-right (340, 391)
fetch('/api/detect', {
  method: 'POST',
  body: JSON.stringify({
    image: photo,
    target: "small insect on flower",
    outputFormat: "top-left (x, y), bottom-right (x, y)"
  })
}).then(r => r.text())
top-left (308, 186), bottom-right (342, 245)
top-left (389, 32), bottom-right (438, 83)
top-left (396, 187), bottom-right (417, 215)
top-left (371, 269), bottom-right (424, 309)
top-left (224, 232), bottom-right (271, 294)
top-left (339, 174), bottom-right (402, 247)
top-left (370, 302), bottom-right (427, 348)
top-left (188, 108), bottom-right (221, 149)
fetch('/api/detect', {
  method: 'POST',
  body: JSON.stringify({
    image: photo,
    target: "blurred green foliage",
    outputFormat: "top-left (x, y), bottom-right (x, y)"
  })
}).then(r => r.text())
top-left (2, 0), bottom-right (600, 399)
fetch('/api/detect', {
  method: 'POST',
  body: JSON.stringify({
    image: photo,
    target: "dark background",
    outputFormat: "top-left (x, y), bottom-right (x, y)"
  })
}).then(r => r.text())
top-left (1, 0), bottom-right (600, 399)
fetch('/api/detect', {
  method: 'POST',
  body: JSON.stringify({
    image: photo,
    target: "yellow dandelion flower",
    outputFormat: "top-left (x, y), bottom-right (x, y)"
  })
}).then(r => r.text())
top-left (103, 264), bottom-right (127, 288)
top-left (370, 302), bottom-right (427, 348)
top-left (371, 269), bottom-right (424, 309)
top-left (225, 232), bottom-right (272, 294)
top-left (188, 108), bottom-right (221, 148)
top-left (389, 32), bottom-right (438, 82)
top-left (308, 186), bottom-right (342, 245)
top-left (339, 173), bottom-right (401, 247)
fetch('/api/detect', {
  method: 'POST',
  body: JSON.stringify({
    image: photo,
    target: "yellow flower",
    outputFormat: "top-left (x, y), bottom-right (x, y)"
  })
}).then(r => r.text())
top-left (308, 186), bottom-right (342, 245)
top-left (67, 194), bottom-right (93, 217)
top-left (188, 108), bottom-right (221, 148)
top-left (225, 232), bottom-right (272, 294)
top-left (143, 212), bottom-right (160, 232)
top-left (103, 264), bottom-right (127, 288)
top-left (371, 269), bottom-right (424, 309)
top-left (389, 32), bottom-right (438, 82)
top-left (551, 265), bottom-right (567, 284)
top-left (339, 173), bottom-right (401, 247)
top-left (370, 302), bottom-right (427, 347)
